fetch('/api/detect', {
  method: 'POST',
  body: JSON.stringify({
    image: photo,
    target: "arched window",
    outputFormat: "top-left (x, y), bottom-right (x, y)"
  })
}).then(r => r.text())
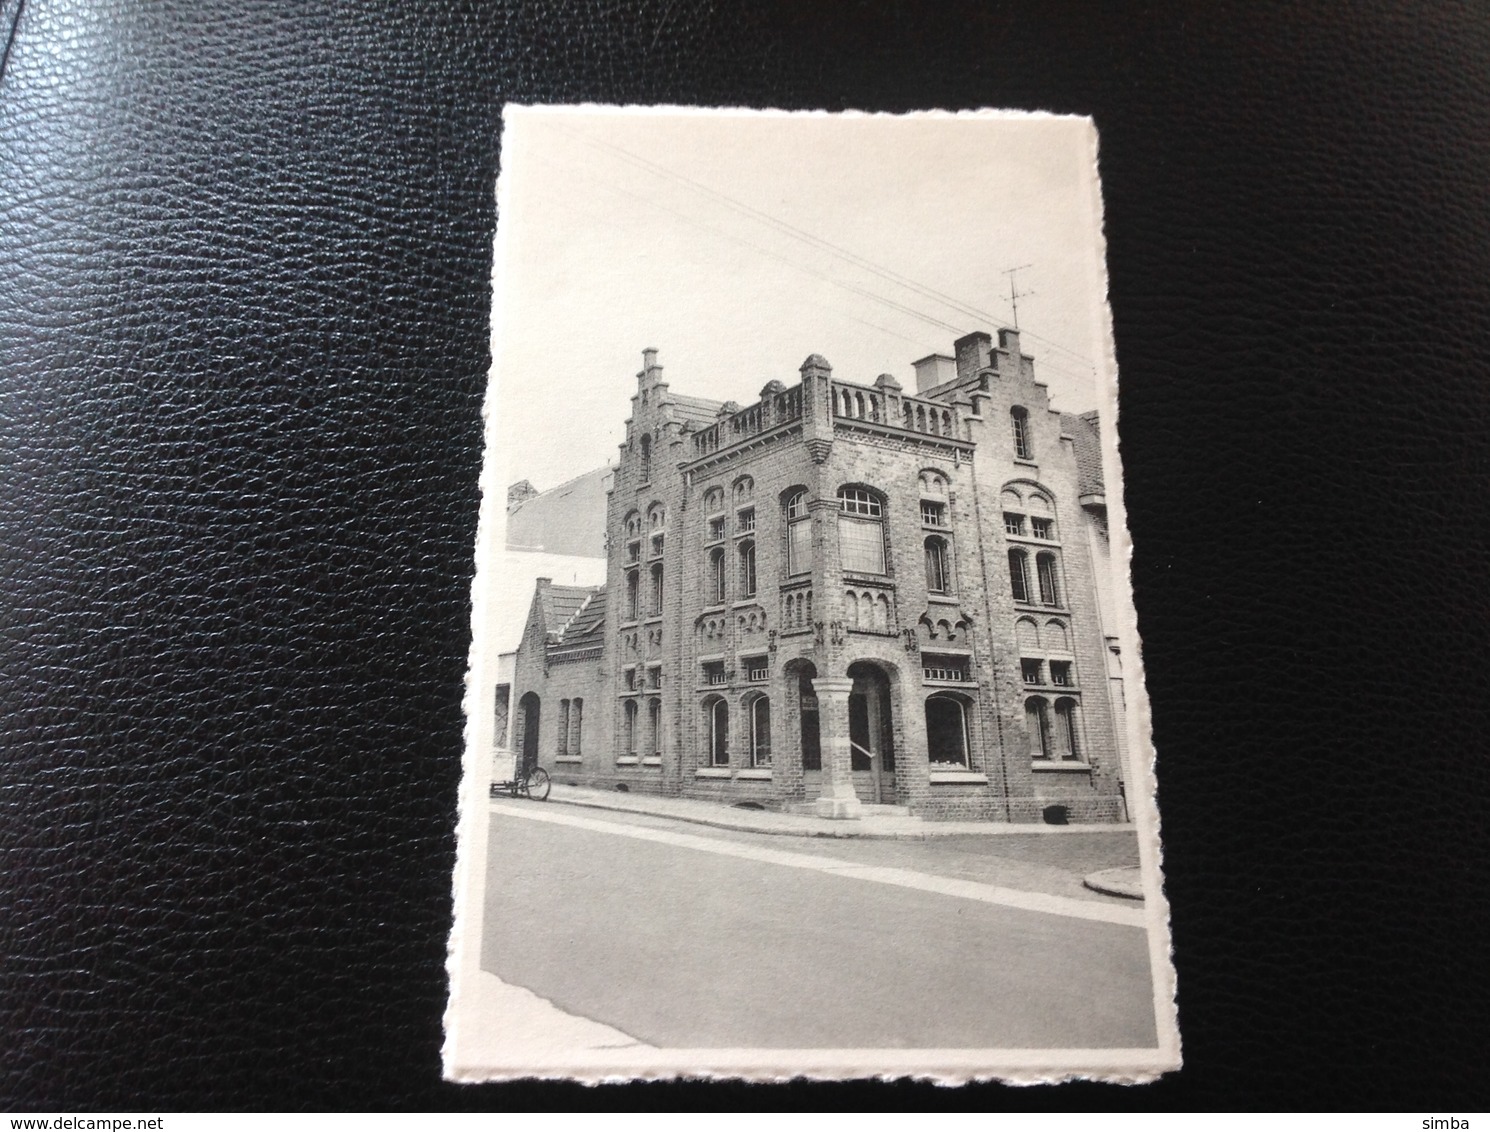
top-left (705, 697), bottom-right (729, 767)
top-left (703, 487), bottom-right (726, 543)
top-left (648, 698), bottom-right (662, 756)
top-left (1027, 492), bottom-right (1056, 541)
top-left (837, 486), bottom-right (886, 575)
top-left (647, 503), bottom-right (666, 531)
top-left (732, 475), bottom-right (754, 505)
top-left (625, 569), bottom-right (639, 621)
top-left (649, 562), bottom-right (664, 616)
top-left (748, 696), bottom-right (772, 767)
top-left (1055, 698), bottom-right (1081, 761)
top-left (924, 536), bottom-right (951, 594)
top-left (1016, 617), bottom-right (1041, 652)
top-left (1008, 549), bottom-right (1031, 603)
top-left (1025, 697), bottom-right (1052, 760)
top-left (708, 547), bottom-right (726, 605)
top-left (623, 699), bottom-right (638, 755)
top-left (557, 699), bottom-right (570, 757)
top-left (925, 695), bottom-right (969, 767)
top-left (738, 540), bottom-right (757, 598)
top-left (785, 489), bottom-right (811, 575)
top-left (639, 434), bottom-right (652, 481)
top-left (703, 486), bottom-right (724, 513)
top-left (1036, 551), bottom-right (1060, 607)
top-left (1010, 407), bottom-right (1032, 460)
top-left (569, 698), bottom-right (583, 755)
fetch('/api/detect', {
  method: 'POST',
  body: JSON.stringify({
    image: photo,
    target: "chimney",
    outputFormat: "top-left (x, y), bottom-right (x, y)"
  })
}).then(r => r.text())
top-left (507, 480), bottom-right (538, 510)
top-left (912, 353), bottom-right (957, 394)
top-left (953, 332), bottom-right (993, 385)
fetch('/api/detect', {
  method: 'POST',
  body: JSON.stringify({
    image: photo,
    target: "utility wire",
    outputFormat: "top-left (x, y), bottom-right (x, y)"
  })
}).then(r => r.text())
top-left (552, 122), bottom-right (1099, 373)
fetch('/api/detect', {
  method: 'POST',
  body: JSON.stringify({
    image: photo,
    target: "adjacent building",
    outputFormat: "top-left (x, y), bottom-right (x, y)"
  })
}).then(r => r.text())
top-left (508, 329), bottom-right (1130, 822)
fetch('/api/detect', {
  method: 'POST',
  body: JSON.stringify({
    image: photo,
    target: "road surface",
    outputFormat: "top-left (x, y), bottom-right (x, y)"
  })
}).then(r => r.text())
top-left (481, 802), bottom-right (1159, 1050)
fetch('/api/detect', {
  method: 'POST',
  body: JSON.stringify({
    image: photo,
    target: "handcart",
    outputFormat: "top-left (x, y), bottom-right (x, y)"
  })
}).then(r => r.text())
top-left (491, 749), bottom-right (551, 801)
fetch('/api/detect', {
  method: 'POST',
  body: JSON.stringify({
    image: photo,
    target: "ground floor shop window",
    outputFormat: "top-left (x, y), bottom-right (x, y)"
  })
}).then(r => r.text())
top-left (925, 694), bottom-right (969, 766)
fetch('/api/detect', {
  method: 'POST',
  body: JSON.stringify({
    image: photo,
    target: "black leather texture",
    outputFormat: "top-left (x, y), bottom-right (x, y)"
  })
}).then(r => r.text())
top-left (3, 0), bottom-right (1488, 1111)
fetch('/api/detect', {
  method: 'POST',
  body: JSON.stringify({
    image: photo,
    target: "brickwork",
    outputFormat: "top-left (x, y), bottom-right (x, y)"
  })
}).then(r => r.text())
top-left (505, 333), bottom-right (1128, 822)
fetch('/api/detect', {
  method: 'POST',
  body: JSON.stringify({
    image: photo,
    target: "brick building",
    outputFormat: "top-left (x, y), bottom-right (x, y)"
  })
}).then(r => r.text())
top-left (509, 329), bottom-right (1130, 822)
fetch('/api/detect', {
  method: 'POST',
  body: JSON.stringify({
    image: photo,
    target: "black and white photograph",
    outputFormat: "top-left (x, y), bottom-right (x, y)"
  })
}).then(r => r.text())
top-left (444, 106), bottom-right (1178, 1081)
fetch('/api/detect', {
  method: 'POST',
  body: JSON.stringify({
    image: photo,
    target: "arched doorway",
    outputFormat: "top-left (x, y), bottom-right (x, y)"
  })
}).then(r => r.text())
top-left (518, 692), bottom-right (541, 774)
top-left (848, 661), bottom-right (896, 804)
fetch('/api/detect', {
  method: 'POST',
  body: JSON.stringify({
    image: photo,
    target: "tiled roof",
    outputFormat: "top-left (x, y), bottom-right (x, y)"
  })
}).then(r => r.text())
top-left (558, 587), bottom-right (607, 645)
top-left (506, 465), bottom-right (609, 556)
top-left (1062, 411), bottom-right (1106, 497)
top-left (666, 392), bottom-right (727, 427)
top-left (539, 583), bottom-right (598, 641)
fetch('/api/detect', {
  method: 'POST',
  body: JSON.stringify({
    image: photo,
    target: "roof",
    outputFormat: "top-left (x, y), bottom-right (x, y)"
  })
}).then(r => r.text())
top-left (506, 466), bottom-right (609, 556)
top-left (1061, 411), bottom-right (1105, 497)
top-left (557, 587), bottom-right (607, 646)
top-left (666, 392), bottom-right (727, 428)
top-left (538, 583), bottom-right (596, 642)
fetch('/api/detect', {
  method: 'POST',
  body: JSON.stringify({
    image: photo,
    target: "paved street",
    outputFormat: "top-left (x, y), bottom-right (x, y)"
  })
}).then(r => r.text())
top-left (482, 800), bottom-right (1158, 1050)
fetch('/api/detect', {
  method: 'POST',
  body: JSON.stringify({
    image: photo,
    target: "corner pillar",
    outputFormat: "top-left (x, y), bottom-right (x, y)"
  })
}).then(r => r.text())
top-left (812, 676), bottom-right (861, 819)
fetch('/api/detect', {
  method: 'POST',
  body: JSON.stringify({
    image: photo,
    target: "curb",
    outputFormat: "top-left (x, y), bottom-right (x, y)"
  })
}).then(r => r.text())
top-left (1082, 866), bottom-right (1145, 900)
top-left (507, 792), bottom-right (1136, 841)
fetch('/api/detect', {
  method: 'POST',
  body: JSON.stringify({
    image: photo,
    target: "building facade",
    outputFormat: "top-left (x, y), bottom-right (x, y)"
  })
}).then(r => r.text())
top-left (508, 329), bottom-right (1130, 822)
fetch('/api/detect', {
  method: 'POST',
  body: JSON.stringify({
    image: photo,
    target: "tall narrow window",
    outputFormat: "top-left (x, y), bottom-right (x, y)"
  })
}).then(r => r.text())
top-left (785, 490), bottom-right (811, 575)
top-left (639, 434), bottom-right (652, 482)
top-left (1036, 552), bottom-right (1060, 606)
top-left (709, 547), bottom-right (726, 605)
top-left (837, 487), bottom-right (886, 575)
top-left (648, 698), bottom-right (662, 756)
top-left (1008, 549), bottom-right (1031, 603)
top-left (625, 569), bottom-right (639, 620)
top-left (749, 697), bottom-right (772, 767)
top-left (1025, 697), bottom-right (1052, 760)
top-left (1055, 699), bottom-right (1080, 761)
top-left (1010, 407), bottom-right (1032, 460)
top-left (623, 699), bottom-right (638, 755)
top-left (649, 563), bottom-right (664, 616)
top-left (706, 698), bottom-right (729, 766)
top-left (557, 699), bottom-right (570, 756)
top-left (569, 698), bottom-right (583, 755)
top-left (925, 537), bottom-right (951, 594)
top-left (739, 540), bottom-right (757, 598)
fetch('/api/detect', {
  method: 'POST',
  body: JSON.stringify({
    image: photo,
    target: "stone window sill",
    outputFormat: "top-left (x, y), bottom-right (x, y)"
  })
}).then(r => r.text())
top-left (1031, 761), bottom-right (1092, 773)
top-left (554, 756), bottom-right (583, 764)
top-left (695, 767), bottom-right (731, 779)
top-left (642, 756), bottom-right (662, 766)
top-left (929, 770), bottom-right (987, 784)
top-left (615, 756), bottom-right (639, 766)
top-left (736, 768), bottom-right (772, 780)
top-left (927, 594), bottom-right (960, 605)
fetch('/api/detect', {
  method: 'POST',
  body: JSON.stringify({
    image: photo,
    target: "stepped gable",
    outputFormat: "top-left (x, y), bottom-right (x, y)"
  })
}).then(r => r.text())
top-left (1062, 410), bottom-right (1105, 497)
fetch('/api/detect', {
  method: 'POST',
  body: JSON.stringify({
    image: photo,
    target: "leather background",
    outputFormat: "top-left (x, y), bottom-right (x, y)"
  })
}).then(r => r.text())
top-left (3, 0), bottom-right (1488, 1111)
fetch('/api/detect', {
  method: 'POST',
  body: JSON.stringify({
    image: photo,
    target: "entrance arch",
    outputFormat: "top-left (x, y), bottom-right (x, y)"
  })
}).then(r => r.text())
top-left (517, 692), bottom-right (541, 774)
top-left (781, 658), bottom-right (821, 793)
top-left (847, 660), bottom-right (897, 804)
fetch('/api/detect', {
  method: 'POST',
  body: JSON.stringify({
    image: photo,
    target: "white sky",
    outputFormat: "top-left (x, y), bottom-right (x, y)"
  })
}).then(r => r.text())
top-left (490, 107), bottom-right (1115, 493)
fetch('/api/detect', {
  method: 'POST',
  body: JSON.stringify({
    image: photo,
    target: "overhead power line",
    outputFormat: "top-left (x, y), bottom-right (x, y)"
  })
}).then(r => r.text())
top-left (550, 122), bottom-right (1099, 374)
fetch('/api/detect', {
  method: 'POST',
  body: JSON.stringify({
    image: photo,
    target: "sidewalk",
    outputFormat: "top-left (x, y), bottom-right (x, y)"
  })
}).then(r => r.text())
top-left (512, 781), bottom-right (1135, 840)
